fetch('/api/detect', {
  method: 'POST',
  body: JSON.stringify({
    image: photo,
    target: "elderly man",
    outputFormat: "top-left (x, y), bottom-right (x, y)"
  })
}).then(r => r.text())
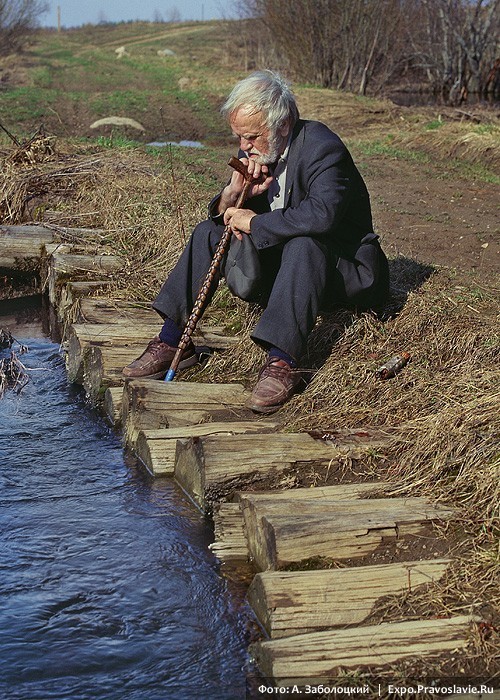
top-left (123, 70), bottom-right (389, 413)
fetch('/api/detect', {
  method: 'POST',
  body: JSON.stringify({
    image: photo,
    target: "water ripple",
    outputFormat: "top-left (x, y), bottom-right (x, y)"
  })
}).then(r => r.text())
top-left (0, 338), bottom-right (250, 700)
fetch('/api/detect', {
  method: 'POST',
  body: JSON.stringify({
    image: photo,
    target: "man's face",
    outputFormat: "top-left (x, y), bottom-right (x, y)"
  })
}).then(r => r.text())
top-left (229, 107), bottom-right (289, 165)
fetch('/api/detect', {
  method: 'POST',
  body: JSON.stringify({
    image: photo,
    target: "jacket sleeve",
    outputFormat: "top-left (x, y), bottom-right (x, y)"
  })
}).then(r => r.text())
top-left (249, 128), bottom-right (359, 250)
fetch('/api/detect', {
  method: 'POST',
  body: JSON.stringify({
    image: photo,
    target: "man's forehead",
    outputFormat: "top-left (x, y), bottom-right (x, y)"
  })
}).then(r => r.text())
top-left (230, 107), bottom-right (266, 132)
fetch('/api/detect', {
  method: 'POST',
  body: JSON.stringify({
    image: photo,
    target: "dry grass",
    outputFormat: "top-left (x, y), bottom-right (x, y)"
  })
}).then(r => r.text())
top-left (1, 135), bottom-right (498, 677)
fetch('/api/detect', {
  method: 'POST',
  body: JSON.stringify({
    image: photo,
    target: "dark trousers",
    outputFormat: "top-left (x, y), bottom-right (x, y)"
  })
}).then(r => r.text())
top-left (153, 219), bottom-right (389, 360)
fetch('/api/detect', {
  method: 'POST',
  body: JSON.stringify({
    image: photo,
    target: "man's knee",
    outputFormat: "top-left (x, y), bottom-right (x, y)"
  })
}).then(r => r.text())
top-left (281, 236), bottom-right (328, 271)
top-left (190, 219), bottom-right (222, 249)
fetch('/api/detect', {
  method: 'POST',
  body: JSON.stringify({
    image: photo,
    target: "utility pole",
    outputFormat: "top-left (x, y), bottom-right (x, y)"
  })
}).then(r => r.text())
top-left (57, 5), bottom-right (61, 32)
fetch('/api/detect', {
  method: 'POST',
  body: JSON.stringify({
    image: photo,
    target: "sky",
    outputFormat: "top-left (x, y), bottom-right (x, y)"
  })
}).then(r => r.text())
top-left (41, 0), bottom-right (236, 27)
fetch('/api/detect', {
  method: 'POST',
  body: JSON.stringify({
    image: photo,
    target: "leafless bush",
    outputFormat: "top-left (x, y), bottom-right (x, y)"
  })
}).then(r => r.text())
top-left (0, 0), bottom-right (49, 55)
top-left (238, 0), bottom-right (499, 102)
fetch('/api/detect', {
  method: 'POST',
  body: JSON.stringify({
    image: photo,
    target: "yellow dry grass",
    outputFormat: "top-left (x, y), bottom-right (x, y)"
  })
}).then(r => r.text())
top-left (1, 134), bottom-right (498, 676)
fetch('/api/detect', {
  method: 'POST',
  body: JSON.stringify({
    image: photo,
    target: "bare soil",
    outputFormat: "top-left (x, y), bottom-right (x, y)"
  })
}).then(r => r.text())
top-left (366, 157), bottom-right (499, 282)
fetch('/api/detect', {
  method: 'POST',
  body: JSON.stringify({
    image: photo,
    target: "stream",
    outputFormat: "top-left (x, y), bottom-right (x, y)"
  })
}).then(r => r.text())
top-left (0, 306), bottom-right (253, 700)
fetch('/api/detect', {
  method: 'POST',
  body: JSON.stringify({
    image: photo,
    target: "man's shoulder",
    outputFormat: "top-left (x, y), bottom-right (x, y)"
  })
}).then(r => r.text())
top-left (291, 119), bottom-right (348, 162)
top-left (296, 119), bottom-right (342, 142)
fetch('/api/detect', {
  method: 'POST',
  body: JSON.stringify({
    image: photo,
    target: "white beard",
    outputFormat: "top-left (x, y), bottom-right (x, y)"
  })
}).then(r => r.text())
top-left (249, 132), bottom-right (286, 165)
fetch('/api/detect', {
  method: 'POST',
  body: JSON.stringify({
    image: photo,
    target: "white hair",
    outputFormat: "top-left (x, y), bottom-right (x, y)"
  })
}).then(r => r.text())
top-left (221, 70), bottom-right (299, 135)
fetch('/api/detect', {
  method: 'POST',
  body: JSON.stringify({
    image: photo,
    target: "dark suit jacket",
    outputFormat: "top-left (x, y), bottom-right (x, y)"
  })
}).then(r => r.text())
top-left (246, 119), bottom-right (389, 306)
top-left (213, 118), bottom-right (374, 256)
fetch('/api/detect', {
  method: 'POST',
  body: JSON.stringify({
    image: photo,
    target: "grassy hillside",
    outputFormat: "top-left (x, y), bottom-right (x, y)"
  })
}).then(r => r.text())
top-left (1, 21), bottom-right (499, 682)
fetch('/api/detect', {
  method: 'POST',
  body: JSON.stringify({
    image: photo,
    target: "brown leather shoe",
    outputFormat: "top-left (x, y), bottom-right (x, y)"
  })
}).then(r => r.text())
top-left (122, 336), bottom-right (197, 379)
top-left (246, 357), bottom-right (303, 414)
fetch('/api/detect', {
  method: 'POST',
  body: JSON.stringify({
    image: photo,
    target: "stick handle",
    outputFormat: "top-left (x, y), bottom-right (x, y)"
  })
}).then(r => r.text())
top-left (165, 159), bottom-right (253, 381)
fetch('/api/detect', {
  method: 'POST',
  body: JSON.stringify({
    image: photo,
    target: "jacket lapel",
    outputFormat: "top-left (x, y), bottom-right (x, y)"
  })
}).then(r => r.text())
top-left (284, 120), bottom-right (305, 209)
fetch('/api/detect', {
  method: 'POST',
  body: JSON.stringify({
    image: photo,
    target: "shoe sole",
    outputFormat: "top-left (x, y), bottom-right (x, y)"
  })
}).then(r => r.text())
top-left (246, 400), bottom-right (284, 415)
top-left (122, 352), bottom-right (198, 380)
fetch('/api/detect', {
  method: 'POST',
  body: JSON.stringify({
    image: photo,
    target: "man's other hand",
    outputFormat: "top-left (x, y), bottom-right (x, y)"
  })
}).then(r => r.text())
top-left (224, 208), bottom-right (256, 240)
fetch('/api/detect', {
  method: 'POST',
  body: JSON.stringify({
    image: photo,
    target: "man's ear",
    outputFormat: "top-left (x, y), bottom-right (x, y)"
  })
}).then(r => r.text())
top-left (278, 119), bottom-right (290, 138)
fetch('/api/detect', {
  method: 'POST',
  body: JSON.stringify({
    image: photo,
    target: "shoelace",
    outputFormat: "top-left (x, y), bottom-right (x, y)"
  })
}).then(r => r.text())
top-left (259, 358), bottom-right (296, 380)
top-left (146, 338), bottom-right (166, 357)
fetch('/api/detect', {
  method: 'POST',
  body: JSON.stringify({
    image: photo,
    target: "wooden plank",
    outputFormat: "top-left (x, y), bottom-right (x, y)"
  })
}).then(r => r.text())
top-left (211, 503), bottom-right (250, 562)
top-left (0, 224), bottom-right (55, 237)
top-left (240, 497), bottom-right (455, 571)
top-left (46, 253), bottom-right (123, 305)
top-left (0, 225), bottom-right (55, 269)
top-left (76, 300), bottom-right (238, 348)
top-left (57, 281), bottom-right (112, 324)
top-left (64, 323), bottom-right (159, 384)
top-left (103, 386), bottom-right (124, 428)
top-left (136, 420), bottom-right (279, 476)
top-left (78, 298), bottom-right (158, 324)
top-left (247, 559), bottom-right (451, 638)
top-left (251, 615), bottom-right (477, 684)
top-left (123, 378), bottom-right (249, 447)
top-left (211, 483), bottom-right (390, 563)
top-left (83, 344), bottom-right (147, 402)
top-left (65, 321), bottom-right (239, 387)
top-left (236, 483), bottom-right (390, 503)
top-left (174, 433), bottom-right (368, 512)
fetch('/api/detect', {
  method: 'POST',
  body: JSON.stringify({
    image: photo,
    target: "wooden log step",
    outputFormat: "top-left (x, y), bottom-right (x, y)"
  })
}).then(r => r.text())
top-left (65, 321), bottom-right (239, 386)
top-left (136, 420), bottom-right (280, 476)
top-left (46, 253), bottom-right (123, 305)
top-left (211, 503), bottom-right (250, 563)
top-left (123, 378), bottom-right (250, 446)
top-left (247, 559), bottom-right (451, 638)
top-left (239, 494), bottom-right (455, 571)
top-left (250, 615), bottom-right (477, 684)
top-left (83, 343), bottom-right (148, 401)
top-left (174, 433), bottom-right (377, 513)
top-left (0, 224), bottom-right (55, 270)
top-left (80, 332), bottom-right (241, 401)
top-left (104, 386), bottom-right (124, 428)
top-left (57, 282), bottom-right (112, 324)
top-left (210, 483), bottom-right (390, 563)
top-left (65, 322), bottom-right (159, 383)
top-left (76, 300), bottom-right (239, 349)
top-left (76, 298), bottom-right (158, 324)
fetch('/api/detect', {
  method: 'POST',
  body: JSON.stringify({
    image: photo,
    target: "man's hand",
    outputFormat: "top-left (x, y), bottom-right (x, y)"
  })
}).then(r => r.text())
top-left (218, 158), bottom-right (272, 213)
top-left (224, 207), bottom-right (256, 240)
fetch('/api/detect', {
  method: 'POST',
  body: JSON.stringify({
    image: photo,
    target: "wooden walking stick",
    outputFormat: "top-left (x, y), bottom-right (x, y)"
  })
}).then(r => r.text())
top-left (165, 157), bottom-right (254, 381)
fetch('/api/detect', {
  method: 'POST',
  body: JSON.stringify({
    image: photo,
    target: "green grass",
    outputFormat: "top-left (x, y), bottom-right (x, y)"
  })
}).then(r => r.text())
top-left (352, 139), bottom-right (431, 164)
top-left (0, 86), bottom-right (60, 122)
top-left (95, 135), bottom-right (142, 148)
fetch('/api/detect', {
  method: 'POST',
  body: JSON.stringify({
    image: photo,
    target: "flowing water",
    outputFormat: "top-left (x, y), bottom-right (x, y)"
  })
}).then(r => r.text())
top-left (0, 314), bottom-right (253, 700)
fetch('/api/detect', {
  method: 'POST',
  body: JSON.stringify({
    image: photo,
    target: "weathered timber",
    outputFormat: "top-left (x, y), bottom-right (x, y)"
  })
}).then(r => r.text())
top-left (135, 420), bottom-right (280, 476)
top-left (238, 495), bottom-right (455, 570)
top-left (66, 319), bottom-right (238, 388)
top-left (65, 322), bottom-right (159, 383)
top-left (251, 615), bottom-right (478, 684)
top-left (104, 386), bottom-right (124, 428)
top-left (76, 300), bottom-right (238, 349)
top-left (174, 433), bottom-right (371, 512)
top-left (212, 503), bottom-right (250, 562)
top-left (211, 483), bottom-right (390, 563)
top-left (0, 225), bottom-right (55, 270)
top-left (77, 298), bottom-right (158, 324)
top-left (57, 281), bottom-right (112, 324)
top-left (83, 344), bottom-right (149, 401)
top-left (46, 253), bottom-right (123, 306)
top-left (123, 379), bottom-right (250, 447)
top-left (247, 559), bottom-right (451, 638)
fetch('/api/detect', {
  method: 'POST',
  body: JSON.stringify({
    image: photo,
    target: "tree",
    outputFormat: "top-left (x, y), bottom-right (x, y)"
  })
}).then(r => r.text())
top-left (238, 0), bottom-right (499, 103)
top-left (0, 0), bottom-right (49, 55)
top-left (242, 0), bottom-right (407, 93)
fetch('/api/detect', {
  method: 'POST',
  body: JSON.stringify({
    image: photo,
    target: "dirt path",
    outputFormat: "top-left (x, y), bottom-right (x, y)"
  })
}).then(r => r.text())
top-left (100, 24), bottom-right (209, 48)
top-left (366, 157), bottom-right (499, 282)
